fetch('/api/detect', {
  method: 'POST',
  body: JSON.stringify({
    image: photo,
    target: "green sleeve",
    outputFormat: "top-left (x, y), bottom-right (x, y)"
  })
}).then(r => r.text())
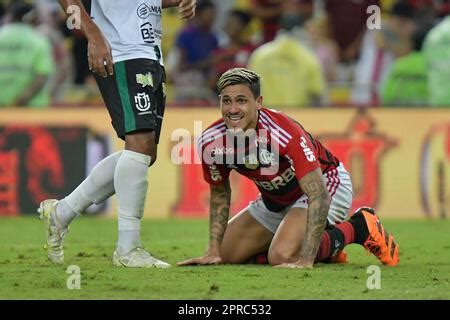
top-left (32, 37), bottom-right (54, 76)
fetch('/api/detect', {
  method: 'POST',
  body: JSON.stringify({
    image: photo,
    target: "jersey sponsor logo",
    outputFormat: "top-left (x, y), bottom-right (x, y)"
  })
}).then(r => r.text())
top-left (255, 135), bottom-right (268, 146)
top-left (208, 164), bottom-right (222, 182)
top-left (300, 137), bottom-right (316, 162)
top-left (134, 92), bottom-right (151, 113)
top-left (211, 147), bottom-right (234, 156)
top-left (136, 73), bottom-right (153, 88)
top-left (137, 3), bottom-right (161, 19)
top-left (253, 167), bottom-right (296, 191)
top-left (140, 22), bottom-right (155, 44)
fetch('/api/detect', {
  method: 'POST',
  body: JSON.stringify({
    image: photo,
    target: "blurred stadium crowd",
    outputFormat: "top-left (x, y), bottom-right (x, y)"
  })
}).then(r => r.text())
top-left (1, 0), bottom-right (450, 108)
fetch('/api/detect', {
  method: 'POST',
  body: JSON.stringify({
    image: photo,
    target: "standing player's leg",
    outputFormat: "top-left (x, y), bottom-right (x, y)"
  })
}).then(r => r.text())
top-left (37, 62), bottom-right (130, 264)
top-left (38, 59), bottom-right (168, 267)
top-left (111, 59), bottom-right (169, 268)
top-left (38, 151), bottom-right (121, 264)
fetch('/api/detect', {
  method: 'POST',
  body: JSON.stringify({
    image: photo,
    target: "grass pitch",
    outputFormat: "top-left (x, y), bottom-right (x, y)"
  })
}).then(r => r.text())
top-left (0, 216), bottom-right (449, 300)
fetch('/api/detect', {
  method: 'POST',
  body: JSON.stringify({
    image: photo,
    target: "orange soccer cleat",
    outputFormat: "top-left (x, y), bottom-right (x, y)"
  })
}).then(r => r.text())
top-left (356, 207), bottom-right (399, 266)
top-left (328, 250), bottom-right (348, 264)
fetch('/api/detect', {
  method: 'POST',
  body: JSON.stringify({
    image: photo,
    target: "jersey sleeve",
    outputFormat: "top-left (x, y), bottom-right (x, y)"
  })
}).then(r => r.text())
top-left (283, 125), bottom-right (321, 182)
top-left (201, 160), bottom-right (231, 185)
top-left (199, 140), bottom-right (231, 185)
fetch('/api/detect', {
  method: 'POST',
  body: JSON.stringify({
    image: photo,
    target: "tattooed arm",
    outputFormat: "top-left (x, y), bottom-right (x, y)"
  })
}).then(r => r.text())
top-left (208, 181), bottom-right (232, 255)
top-left (278, 168), bottom-right (330, 268)
top-left (298, 168), bottom-right (330, 266)
top-left (177, 180), bottom-right (231, 266)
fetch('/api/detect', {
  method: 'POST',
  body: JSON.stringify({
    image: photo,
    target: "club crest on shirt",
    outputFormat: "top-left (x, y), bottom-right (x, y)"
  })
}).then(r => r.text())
top-left (259, 149), bottom-right (275, 166)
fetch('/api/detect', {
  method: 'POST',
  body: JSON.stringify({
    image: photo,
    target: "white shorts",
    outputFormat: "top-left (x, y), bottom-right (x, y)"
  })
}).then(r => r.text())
top-left (248, 163), bottom-right (354, 234)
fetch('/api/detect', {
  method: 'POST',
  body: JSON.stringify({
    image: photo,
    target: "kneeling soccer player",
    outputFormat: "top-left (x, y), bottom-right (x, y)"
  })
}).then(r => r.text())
top-left (178, 68), bottom-right (399, 268)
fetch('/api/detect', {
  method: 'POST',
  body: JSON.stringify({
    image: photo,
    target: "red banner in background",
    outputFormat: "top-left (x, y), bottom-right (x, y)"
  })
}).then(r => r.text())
top-left (0, 151), bottom-right (19, 216)
top-left (317, 110), bottom-right (397, 214)
top-left (0, 125), bottom-right (109, 216)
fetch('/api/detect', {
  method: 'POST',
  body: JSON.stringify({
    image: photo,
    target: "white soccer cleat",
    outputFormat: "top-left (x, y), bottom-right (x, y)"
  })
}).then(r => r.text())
top-left (37, 199), bottom-right (68, 265)
top-left (112, 248), bottom-right (171, 268)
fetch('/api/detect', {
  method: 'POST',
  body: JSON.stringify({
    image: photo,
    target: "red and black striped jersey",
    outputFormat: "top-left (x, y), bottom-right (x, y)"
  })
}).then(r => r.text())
top-left (198, 108), bottom-right (340, 211)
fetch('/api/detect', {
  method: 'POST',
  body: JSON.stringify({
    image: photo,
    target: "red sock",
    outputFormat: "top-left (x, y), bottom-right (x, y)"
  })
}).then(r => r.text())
top-left (315, 222), bottom-right (355, 262)
top-left (316, 231), bottom-right (331, 262)
top-left (249, 251), bottom-right (268, 264)
top-left (334, 221), bottom-right (355, 245)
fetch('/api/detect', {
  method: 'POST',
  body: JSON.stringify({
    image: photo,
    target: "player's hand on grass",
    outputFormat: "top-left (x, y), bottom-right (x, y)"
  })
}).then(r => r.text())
top-left (87, 30), bottom-right (114, 78)
top-left (177, 255), bottom-right (222, 266)
top-left (179, 0), bottom-right (196, 20)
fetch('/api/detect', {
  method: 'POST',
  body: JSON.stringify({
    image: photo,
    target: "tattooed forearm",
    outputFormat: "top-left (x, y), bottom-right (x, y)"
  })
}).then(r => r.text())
top-left (209, 181), bottom-right (231, 249)
top-left (299, 168), bottom-right (331, 262)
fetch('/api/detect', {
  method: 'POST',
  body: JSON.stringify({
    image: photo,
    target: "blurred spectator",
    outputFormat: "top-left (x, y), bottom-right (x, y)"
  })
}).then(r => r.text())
top-left (34, 0), bottom-right (72, 103)
top-left (378, 1), bottom-right (416, 58)
top-left (249, 0), bottom-right (283, 44)
top-left (423, 13), bottom-right (450, 107)
top-left (351, 1), bottom-right (416, 106)
top-left (0, 2), bottom-right (5, 24)
top-left (249, 0), bottom-right (313, 45)
top-left (167, 0), bottom-right (218, 104)
top-left (0, 1), bottom-right (54, 108)
top-left (304, 16), bottom-right (339, 83)
top-left (211, 0), bottom-right (235, 45)
top-left (248, 11), bottom-right (325, 107)
top-left (325, 0), bottom-right (380, 63)
top-left (406, 0), bottom-right (439, 25)
top-left (209, 9), bottom-right (256, 93)
top-left (381, 25), bottom-right (430, 106)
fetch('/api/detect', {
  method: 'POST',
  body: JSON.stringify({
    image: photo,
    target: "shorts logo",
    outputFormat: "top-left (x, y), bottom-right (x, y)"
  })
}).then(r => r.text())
top-left (136, 73), bottom-right (153, 88)
top-left (134, 92), bottom-right (151, 112)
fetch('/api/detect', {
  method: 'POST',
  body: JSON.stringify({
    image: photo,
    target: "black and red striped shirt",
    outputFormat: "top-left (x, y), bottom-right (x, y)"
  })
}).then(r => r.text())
top-left (199, 108), bottom-right (339, 211)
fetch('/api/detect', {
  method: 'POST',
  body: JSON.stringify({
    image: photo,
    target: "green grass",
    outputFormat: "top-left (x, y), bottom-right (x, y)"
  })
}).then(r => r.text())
top-left (0, 216), bottom-right (449, 299)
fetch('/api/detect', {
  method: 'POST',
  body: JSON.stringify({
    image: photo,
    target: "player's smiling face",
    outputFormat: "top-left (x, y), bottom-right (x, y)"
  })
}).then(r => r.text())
top-left (220, 84), bottom-right (262, 133)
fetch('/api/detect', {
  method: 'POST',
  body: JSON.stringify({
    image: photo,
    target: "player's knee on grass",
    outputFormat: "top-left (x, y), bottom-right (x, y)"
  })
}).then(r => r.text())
top-left (220, 246), bottom-right (249, 264)
top-left (125, 130), bottom-right (158, 166)
top-left (268, 247), bottom-right (298, 266)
